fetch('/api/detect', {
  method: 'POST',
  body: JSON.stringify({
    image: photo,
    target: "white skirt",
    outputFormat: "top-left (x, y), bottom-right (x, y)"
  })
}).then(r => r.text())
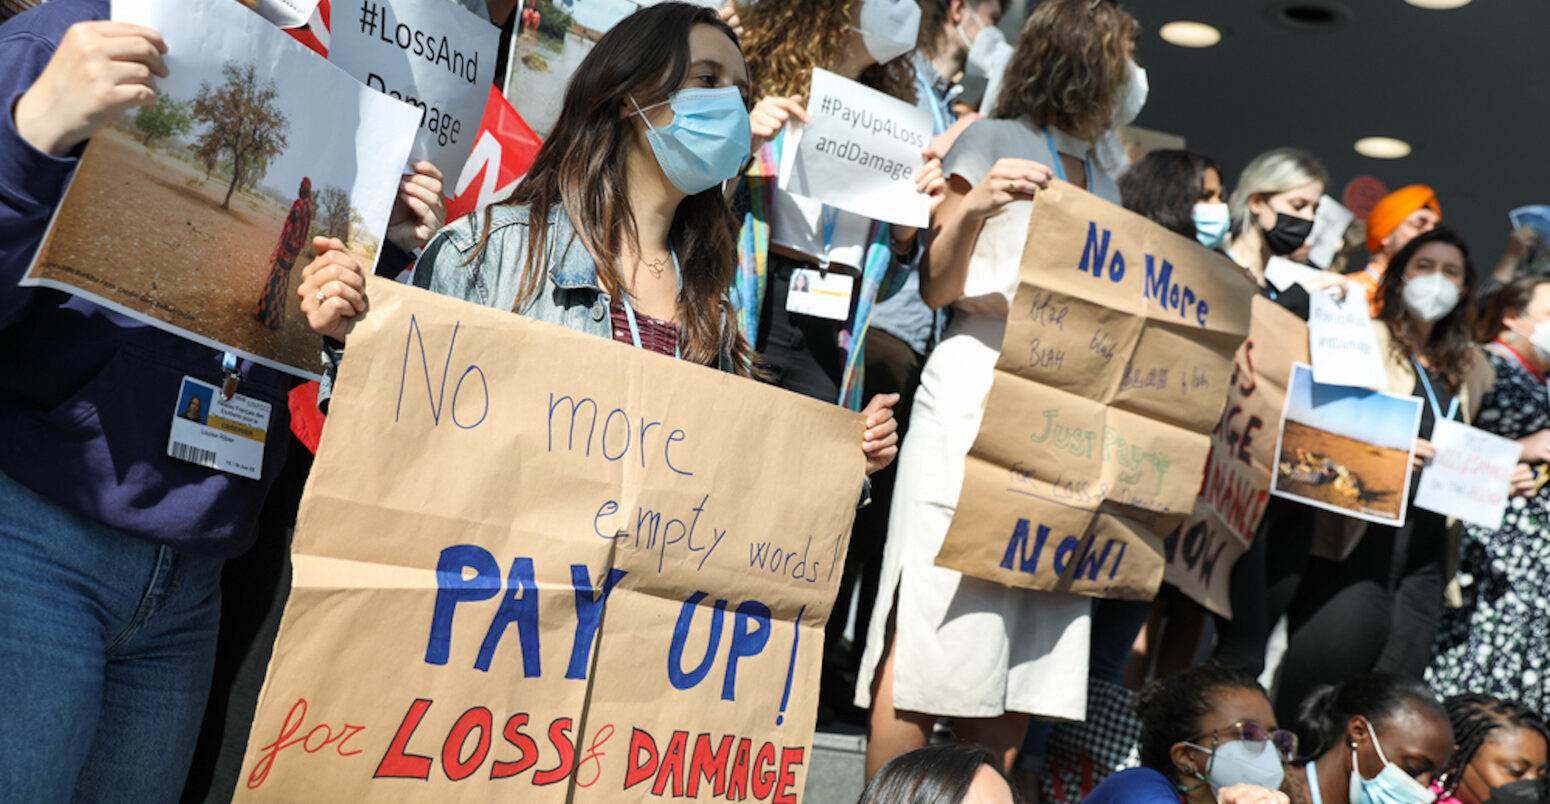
top-left (853, 311), bottom-right (1092, 721)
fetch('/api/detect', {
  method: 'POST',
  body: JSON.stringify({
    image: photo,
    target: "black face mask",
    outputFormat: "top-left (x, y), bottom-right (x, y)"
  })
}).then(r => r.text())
top-left (1484, 778), bottom-right (1548, 804)
top-left (1262, 212), bottom-right (1313, 255)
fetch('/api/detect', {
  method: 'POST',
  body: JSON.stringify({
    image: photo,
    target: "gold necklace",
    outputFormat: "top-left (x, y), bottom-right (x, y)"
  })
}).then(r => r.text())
top-left (641, 253), bottom-right (669, 279)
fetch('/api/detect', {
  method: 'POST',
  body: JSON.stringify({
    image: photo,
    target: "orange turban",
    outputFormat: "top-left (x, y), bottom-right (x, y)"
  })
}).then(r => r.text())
top-left (1366, 184), bottom-right (1440, 253)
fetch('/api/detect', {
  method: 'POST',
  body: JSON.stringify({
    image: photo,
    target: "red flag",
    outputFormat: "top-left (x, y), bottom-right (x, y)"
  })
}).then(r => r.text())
top-left (282, 0), bottom-right (331, 56)
top-left (445, 86), bottom-right (543, 223)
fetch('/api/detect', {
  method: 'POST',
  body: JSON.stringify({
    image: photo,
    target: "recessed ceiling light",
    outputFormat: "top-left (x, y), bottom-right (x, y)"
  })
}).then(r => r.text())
top-left (1405, 0), bottom-right (1470, 8)
top-left (1354, 137), bottom-right (1412, 159)
top-left (1159, 21), bottom-right (1222, 48)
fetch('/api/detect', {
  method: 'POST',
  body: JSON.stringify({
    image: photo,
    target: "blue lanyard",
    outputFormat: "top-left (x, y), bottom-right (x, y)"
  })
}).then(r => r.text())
top-left (818, 205), bottom-right (838, 270)
top-left (1413, 358), bottom-right (1459, 422)
top-left (1042, 127), bottom-right (1095, 185)
top-left (620, 250), bottom-right (683, 360)
top-left (1305, 761), bottom-right (1323, 804)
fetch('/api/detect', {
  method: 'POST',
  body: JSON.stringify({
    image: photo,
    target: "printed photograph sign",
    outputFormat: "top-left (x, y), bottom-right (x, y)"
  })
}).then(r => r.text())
top-left (23, 0), bottom-right (420, 378)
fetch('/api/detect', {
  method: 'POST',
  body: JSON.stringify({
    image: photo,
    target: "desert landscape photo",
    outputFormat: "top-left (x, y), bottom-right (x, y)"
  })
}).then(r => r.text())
top-left (1271, 363), bottom-right (1422, 524)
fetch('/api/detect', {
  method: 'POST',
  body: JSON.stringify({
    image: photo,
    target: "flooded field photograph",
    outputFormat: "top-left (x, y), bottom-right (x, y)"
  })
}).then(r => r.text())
top-left (1270, 363), bottom-right (1422, 524)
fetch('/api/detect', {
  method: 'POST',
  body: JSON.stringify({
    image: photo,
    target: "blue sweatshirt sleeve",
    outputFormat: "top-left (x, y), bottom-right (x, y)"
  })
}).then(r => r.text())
top-left (0, 3), bottom-right (98, 330)
top-left (1082, 767), bottom-right (1182, 804)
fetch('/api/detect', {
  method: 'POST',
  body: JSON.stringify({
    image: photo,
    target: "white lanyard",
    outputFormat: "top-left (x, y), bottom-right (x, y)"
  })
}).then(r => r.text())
top-left (620, 250), bottom-right (683, 360)
top-left (1413, 358), bottom-right (1459, 422)
top-left (1305, 761), bottom-right (1323, 804)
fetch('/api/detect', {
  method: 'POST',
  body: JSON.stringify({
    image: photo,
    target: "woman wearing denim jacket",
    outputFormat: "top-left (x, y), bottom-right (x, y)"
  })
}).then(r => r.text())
top-left (298, 2), bottom-right (900, 474)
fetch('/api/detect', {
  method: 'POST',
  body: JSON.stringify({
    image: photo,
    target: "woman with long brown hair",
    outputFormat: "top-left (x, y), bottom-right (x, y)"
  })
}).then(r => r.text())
top-left (296, 3), bottom-right (898, 472)
top-left (853, 0), bottom-right (1140, 778)
top-left (1272, 227), bottom-right (1503, 723)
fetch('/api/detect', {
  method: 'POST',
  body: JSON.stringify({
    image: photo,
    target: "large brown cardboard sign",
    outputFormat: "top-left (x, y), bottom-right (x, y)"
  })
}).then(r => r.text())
top-left (1162, 297), bottom-right (1310, 617)
top-left (934, 180), bottom-right (1256, 599)
top-left (234, 281), bottom-right (863, 802)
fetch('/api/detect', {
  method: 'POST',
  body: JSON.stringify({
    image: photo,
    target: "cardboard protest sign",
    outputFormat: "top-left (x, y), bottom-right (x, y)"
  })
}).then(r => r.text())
top-left (329, 0), bottom-right (499, 185)
top-left (23, 0), bottom-right (419, 380)
top-left (782, 68), bottom-right (933, 228)
top-left (234, 280), bottom-right (863, 802)
top-left (1163, 297), bottom-right (1309, 617)
top-left (1416, 418), bottom-right (1523, 529)
top-left (1309, 285), bottom-right (1386, 389)
top-left (933, 180), bottom-right (1256, 600)
top-left (1271, 363), bottom-right (1422, 526)
top-left (444, 87), bottom-right (543, 224)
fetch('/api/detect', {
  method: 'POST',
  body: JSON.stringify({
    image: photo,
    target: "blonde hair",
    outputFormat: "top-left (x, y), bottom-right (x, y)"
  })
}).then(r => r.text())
top-left (740, 0), bottom-right (916, 103)
top-left (991, 0), bottom-right (1139, 137)
top-left (1227, 147), bottom-right (1329, 237)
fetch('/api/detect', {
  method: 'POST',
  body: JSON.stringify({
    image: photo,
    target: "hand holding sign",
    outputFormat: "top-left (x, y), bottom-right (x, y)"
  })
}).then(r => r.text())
top-left (750, 94), bottom-right (808, 154)
top-left (13, 21), bottom-right (169, 156)
top-left (961, 158), bottom-right (1053, 220)
top-left (386, 160), bottom-right (446, 251)
top-left (297, 238), bottom-right (369, 341)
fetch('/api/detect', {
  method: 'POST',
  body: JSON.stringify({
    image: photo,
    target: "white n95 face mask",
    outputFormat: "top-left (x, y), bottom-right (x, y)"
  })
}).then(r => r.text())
top-left (1111, 59), bottom-right (1148, 128)
top-left (1185, 739), bottom-right (1287, 793)
top-left (963, 20), bottom-right (1006, 78)
top-left (851, 0), bottom-right (922, 65)
top-left (1525, 319), bottom-right (1550, 360)
top-left (1401, 272), bottom-right (1461, 323)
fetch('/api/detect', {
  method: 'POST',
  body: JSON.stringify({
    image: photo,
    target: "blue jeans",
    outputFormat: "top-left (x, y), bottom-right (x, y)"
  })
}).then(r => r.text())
top-left (0, 468), bottom-right (223, 802)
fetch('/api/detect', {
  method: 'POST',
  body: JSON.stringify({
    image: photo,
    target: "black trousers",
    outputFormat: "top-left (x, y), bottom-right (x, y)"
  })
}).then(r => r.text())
top-left (1211, 497), bottom-right (1317, 675)
top-left (756, 254), bottom-right (857, 402)
top-left (825, 328), bottom-right (925, 678)
top-left (1271, 510), bottom-right (1447, 725)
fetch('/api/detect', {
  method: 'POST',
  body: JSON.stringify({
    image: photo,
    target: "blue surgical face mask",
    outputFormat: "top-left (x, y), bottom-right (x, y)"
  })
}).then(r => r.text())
top-left (630, 86), bottom-right (752, 196)
top-left (1193, 202), bottom-right (1230, 250)
top-left (1350, 718), bottom-right (1438, 804)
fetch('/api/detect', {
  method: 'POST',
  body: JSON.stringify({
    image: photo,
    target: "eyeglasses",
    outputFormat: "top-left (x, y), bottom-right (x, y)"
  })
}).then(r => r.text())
top-left (1188, 720), bottom-right (1299, 762)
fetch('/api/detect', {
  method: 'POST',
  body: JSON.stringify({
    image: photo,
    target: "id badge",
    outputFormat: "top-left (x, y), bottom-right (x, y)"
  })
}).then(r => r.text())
top-left (785, 267), bottom-right (855, 321)
top-left (167, 376), bottom-right (271, 479)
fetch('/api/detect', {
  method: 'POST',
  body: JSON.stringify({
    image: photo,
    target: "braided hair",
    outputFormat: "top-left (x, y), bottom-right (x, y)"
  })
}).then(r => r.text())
top-left (1440, 694), bottom-right (1550, 798)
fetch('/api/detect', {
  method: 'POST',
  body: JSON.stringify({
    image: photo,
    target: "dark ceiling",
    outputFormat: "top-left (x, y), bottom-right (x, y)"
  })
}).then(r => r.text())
top-left (1013, 0), bottom-right (1543, 266)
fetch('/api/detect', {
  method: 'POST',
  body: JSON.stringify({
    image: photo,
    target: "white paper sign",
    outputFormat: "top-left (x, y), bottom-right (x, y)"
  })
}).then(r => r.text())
top-left (1307, 194), bottom-right (1355, 269)
top-left (1416, 418), bottom-right (1523, 529)
top-left (1309, 288), bottom-right (1386, 388)
top-left (1263, 255), bottom-right (1326, 293)
top-left (329, 0), bottom-right (500, 186)
top-left (783, 68), bottom-right (932, 228)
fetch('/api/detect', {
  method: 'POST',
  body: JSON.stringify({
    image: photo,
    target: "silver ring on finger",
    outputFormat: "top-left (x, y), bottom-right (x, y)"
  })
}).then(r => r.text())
top-left (315, 290), bottom-right (326, 303)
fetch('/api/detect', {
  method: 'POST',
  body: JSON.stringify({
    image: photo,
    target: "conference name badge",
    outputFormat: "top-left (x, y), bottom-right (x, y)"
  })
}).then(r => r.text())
top-left (785, 267), bottom-right (855, 322)
top-left (167, 376), bottom-right (270, 479)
